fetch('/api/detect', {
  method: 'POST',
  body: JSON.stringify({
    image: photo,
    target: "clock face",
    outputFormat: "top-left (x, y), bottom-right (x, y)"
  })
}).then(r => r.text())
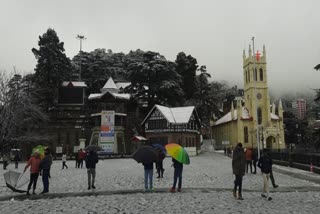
top-left (257, 93), bottom-right (262, 100)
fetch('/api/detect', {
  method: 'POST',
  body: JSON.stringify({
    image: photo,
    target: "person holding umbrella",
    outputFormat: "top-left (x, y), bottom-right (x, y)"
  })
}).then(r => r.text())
top-left (85, 149), bottom-right (99, 190)
top-left (143, 161), bottom-right (154, 191)
top-left (24, 150), bottom-right (41, 195)
top-left (132, 145), bottom-right (160, 191)
top-left (165, 143), bottom-right (190, 193)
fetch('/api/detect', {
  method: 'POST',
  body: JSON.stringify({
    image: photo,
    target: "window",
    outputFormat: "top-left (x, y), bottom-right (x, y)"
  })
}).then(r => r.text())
top-left (254, 68), bottom-right (257, 81)
top-left (259, 68), bottom-right (263, 81)
top-left (245, 70), bottom-right (248, 83)
top-left (248, 69), bottom-right (250, 82)
top-left (257, 107), bottom-right (262, 124)
top-left (244, 126), bottom-right (248, 143)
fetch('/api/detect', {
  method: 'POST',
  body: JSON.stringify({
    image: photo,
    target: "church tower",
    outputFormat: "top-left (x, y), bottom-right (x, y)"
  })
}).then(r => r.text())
top-left (243, 45), bottom-right (271, 128)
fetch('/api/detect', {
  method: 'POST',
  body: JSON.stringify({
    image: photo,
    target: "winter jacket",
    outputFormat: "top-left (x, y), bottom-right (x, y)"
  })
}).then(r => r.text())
top-left (79, 151), bottom-right (86, 160)
top-left (143, 162), bottom-right (154, 170)
top-left (172, 158), bottom-right (183, 169)
top-left (258, 155), bottom-right (273, 174)
top-left (85, 152), bottom-right (99, 169)
top-left (245, 149), bottom-right (252, 161)
top-left (62, 154), bottom-right (67, 162)
top-left (40, 154), bottom-right (52, 170)
top-left (26, 156), bottom-right (41, 173)
top-left (232, 146), bottom-right (246, 176)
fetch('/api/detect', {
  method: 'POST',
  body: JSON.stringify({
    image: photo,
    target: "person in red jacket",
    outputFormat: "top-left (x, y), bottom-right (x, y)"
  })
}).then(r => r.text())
top-left (24, 150), bottom-right (41, 195)
top-left (245, 148), bottom-right (253, 174)
top-left (78, 149), bottom-right (86, 168)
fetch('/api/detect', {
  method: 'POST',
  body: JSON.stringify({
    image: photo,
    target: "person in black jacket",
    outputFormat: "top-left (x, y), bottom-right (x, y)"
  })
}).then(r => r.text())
top-left (232, 143), bottom-right (246, 200)
top-left (85, 151), bottom-right (99, 190)
top-left (39, 148), bottom-right (52, 194)
top-left (170, 158), bottom-right (183, 193)
top-left (258, 149), bottom-right (273, 201)
top-left (156, 150), bottom-right (165, 179)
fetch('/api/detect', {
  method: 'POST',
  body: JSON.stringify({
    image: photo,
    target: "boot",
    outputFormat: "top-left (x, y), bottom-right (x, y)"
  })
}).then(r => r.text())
top-left (237, 192), bottom-right (244, 200)
top-left (169, 188), bottom-right (176, 193)
top-left (26, 190), bottom-right (30, 195)
top-left (233, 189), bottom-right (237, 198)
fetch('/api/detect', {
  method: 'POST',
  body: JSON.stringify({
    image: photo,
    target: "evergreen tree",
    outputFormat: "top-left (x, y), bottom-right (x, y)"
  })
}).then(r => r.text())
top-left (126, 51), bottom-right (184, 109)
top-left (175, 52), bottom-right (198, 99)
top-left (32, 28), bottom-right (72, 111)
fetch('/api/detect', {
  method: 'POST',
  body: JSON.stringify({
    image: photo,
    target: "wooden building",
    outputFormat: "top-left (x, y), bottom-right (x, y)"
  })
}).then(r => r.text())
top-left (141, 104), bottom-right (201, 155)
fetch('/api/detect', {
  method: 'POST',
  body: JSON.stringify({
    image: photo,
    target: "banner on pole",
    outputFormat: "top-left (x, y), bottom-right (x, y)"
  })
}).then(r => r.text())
top-left (100, 111), bottom-right (115, 154)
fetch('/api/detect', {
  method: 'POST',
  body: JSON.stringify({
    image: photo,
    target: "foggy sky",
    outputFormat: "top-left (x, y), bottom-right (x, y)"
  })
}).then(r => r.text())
top-left (1, 0), bottom-right (320, 94)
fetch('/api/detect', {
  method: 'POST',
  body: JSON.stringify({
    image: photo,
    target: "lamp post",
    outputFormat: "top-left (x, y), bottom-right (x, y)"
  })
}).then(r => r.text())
top-left (76, 35), bottom-right (86, 81)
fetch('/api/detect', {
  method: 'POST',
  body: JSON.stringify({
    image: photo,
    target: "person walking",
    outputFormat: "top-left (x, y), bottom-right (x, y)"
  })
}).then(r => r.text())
top-left (24, 151), bottom-right (41, 195)
top-left (3, 154), bottom-right (9, 170)
top-left (62, 153), bottom-right (68, 169)
top-left (75, 150), bottom-right (79, 168)
top-left (258, 149), bottom-right (273, 201)
top-left (14, 153), bottom-right (20, 169)
top-left (170, 158), bottom-right (183, 193)
top-left (245, 148), bottom-right (253, 173)
top-left (156, 150), bottom-right (165, 179)
top-left (39, 148), bottom-right (52, 194)
top-left (143, 161), bottom-right (154, 191)
top-left (85, 150), bottom-right (99, 190)
top-left (270, 169), bottom-right (279, 188)
top-left (232, 143), bottom-right (246, 200)
top-left (252, 148), bottom-right (258, 174)
top-left (79, 149), bottom-right (86, 168)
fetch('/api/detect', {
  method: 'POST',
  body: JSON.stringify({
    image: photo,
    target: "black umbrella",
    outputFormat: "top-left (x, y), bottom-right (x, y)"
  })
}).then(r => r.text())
top-left (85, 145), bottom-right (103, 152)
top-left (4, 170), bottom-right (29, 193)
top-left (132, 146), bottom-right (160, 164)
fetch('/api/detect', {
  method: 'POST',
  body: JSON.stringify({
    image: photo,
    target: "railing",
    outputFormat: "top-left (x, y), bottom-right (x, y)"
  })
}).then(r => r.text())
top-left (270, 151), bottom-right (320, 174)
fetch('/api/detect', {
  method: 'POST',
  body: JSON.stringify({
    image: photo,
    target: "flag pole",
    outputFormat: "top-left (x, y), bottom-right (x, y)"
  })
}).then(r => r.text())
top-left (252, 37), bottom-right (261, 159)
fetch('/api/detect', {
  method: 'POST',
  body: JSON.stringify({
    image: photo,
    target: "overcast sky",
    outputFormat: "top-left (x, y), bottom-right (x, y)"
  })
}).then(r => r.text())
top-left (1, 0), bottom-right (320, 94)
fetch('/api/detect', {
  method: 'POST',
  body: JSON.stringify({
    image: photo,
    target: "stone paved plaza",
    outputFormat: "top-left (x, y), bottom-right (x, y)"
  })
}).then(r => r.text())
top-left (1, 152), bottom-right (320, 213)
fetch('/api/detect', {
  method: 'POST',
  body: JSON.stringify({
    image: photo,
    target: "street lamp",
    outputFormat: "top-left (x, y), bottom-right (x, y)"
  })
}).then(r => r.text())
top-left (76, 34), bottom-right (86, 81)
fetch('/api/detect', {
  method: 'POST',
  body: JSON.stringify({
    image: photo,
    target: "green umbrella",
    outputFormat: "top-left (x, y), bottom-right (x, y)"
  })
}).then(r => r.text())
top-left (32, 145), bottom-right (46, 159)
top-left (165, 143), bottom-right (190, 164)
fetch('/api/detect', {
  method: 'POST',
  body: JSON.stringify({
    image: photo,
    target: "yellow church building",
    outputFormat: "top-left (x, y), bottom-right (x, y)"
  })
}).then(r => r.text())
top-left (212, 45), bottom-right (285, 151)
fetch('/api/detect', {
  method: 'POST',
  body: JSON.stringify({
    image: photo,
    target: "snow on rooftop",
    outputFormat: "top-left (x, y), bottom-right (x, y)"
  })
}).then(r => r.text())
top-left (102, 77), bottom-right (118, 89)
top-left (88, 93), bottom-right (102, 100)
top-left (116, 82), bottom-right (131, 89)
top-left (112, 93), bottom-right (130, 100)
top-left (62, 81), bottom-right (87, 87)
top-left (271, 113), bottom-right (279, 120)
top-left (155, 105), bottom-right (195, 124)
top-left (214, 107), bottom-right (251, 126)
top-left (88, 92), bottom-right (130, 100)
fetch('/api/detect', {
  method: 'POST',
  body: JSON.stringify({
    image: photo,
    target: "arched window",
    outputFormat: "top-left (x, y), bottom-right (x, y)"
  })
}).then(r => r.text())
top-left (245, 70), bottom-right (247, 83)
top-left (257, 107), bottom-right (262, 124)
top-left (248, 69), bottom-right (250, 82)
top-left (254, 68), bottom-right (257, 81)
top-left (244, 126), bottom-right (248, 143)
top-left (259, 68), bottom-right (263, 81)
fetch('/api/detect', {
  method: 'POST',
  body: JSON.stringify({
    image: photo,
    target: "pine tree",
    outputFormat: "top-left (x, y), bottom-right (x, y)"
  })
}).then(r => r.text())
top-left (32, 28), bottom-right (72, 111)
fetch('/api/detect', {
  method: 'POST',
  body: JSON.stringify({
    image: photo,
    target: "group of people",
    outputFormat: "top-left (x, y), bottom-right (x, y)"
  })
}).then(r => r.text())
top-left (2, 153), bottom-right (20, 170)
top-left (23, 148), bottom-right (99, 195)
top-left (232, 143), bottom-right (277, 201)
top-left (142, 149), bottom-right (183, 193)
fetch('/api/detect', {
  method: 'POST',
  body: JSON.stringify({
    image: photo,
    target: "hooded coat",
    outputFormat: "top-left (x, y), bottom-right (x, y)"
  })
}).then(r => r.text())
top-left (232, 146), bottom-right (246, 176)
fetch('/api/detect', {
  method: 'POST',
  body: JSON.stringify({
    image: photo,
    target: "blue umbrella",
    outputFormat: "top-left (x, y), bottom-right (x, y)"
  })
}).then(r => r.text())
top-left (152, 144), bottom-right (166, 154)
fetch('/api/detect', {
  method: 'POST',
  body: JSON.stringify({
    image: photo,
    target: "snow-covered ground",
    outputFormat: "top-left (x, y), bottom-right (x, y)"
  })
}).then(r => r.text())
top-left (1, 153), bottom-right (320, 213)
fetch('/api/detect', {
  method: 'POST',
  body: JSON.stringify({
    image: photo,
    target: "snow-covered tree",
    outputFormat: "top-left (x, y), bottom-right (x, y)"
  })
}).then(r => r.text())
top-left (0, 72), bottom-right (48, 156)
